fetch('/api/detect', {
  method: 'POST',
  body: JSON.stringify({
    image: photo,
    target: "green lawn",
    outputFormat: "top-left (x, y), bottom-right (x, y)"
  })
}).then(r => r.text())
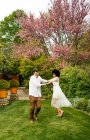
top-left (0, 100), bottom-right (90, 140)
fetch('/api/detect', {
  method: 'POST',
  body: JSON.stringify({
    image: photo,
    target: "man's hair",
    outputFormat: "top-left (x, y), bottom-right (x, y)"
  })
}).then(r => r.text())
top-left (33, 68), bottom-right (38, 73)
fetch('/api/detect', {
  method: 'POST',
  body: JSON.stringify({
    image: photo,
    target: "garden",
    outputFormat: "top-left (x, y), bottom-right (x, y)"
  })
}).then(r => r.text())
top-left (0, 0), bottom-right (90, 139)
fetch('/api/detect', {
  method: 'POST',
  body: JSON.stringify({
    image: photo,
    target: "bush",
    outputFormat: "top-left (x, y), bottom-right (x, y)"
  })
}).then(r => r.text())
top-left (70, 97), bottom-right (90, 112)
top-left (19, 55), bottom-right (55, 87)
top-left (0, 79), bottom-right (10, 89)
top-left (75, 98), bottom-right (88, 111)
top-left (60, 66), bottom-right (90, 98)
top-left (69, 97), bottom-right (80, 106)
top-left (87, 99), bottom-right (90, 112)
top-left (10, 79), bottom-right (19, 87)
top-left (41, 85), bottom-right (53, 99)
top-left (8, 59), bottom-right (20, 74)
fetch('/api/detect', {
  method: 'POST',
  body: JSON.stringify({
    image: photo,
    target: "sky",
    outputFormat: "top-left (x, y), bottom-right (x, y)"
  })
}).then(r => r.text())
top-left (0, 0), bottom-right (90, 21)
top-left (0, 0), bottom-right (51, 21)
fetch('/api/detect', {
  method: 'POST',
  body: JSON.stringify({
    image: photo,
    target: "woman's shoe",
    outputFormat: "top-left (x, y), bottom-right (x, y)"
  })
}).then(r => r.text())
top-left (56, 113), bottom-right (62, 117)
top-left (60, 111), bottom-right (64, 117)
top-left (57, 111), bottom-right (64, 117)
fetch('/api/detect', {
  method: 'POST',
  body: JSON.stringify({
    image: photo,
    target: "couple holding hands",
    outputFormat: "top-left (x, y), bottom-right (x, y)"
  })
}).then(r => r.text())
top-left (29, 68), bottom-right (72, 122)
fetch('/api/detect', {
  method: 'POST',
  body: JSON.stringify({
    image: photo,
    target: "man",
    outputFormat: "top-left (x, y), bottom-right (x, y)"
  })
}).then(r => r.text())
top-left (29, 68), bottom-right (47, 122)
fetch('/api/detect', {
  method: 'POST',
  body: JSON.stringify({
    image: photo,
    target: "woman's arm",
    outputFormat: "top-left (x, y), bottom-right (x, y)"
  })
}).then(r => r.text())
top-left (47, 77), bottom-right (58, 85)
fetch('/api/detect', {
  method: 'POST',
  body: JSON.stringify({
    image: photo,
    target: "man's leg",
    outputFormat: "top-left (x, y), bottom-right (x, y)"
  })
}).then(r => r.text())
top-left (29, 96), bottom-right (36, 121)
top-left (35, 97), bottom-right (41, 119)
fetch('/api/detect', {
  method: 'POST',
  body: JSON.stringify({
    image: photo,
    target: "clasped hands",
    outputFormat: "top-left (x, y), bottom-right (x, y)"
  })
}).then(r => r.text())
top-left (41, 80), bottom-right (51, 86)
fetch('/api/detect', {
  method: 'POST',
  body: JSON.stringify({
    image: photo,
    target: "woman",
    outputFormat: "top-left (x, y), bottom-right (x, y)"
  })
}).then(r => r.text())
top-left (47, 69), bottom-right (72, 117)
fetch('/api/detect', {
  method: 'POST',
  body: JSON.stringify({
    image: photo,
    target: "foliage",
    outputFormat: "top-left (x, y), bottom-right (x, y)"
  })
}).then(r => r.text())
top-left (0, 10), bottom-right (25, 73)
top-left (0, 0), bottom-right (90, 72)
top-left (0, 9), bottom-right (25, 47)
top-left (0, 0), bottom-right (90, 97)
top-left (76, 29), bottom-right (90, 64)
top-left (19, 55), bottom-right (55, 87)
top-left (10, 79), bottom-right (19, 87)
top-left (38, 0), bottom-right (90, 45)
top-left (79, 29), bottom-right (90, 51)
top-left (75, 98), bottom-right (88, 111)
top-left (17, 0), bottom-right (90, 60)
top-left (0, 54), bottom-right (20, 75)
top-left (8, 58), bottom-right (20, 74)
top-left (52, 43), bottom-right (90, 66)
top-left (60, 66), bottom-right (90, 98)
top-left (13, 41), bottom-right (43, 59)
top-left (38, 0), bottom-right (90, 65)
top-left (70, 97), bottom-right (90, 112)
top-left (0, 79), bottom-right (10, 89)
top-left (15, 13), bottom-right (49, 58)
top-left (41, 85), bottom-right (52, 99)
top-left (87, 99), bottom-right (90, 112)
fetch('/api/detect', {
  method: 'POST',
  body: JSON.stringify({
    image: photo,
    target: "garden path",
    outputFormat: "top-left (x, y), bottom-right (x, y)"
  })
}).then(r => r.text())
top-left (7, 87), bottom-right (29, 100)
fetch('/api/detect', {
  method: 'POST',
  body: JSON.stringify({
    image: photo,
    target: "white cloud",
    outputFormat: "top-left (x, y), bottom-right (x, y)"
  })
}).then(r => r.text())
top-left (0, 0), bottom-right (51, 20)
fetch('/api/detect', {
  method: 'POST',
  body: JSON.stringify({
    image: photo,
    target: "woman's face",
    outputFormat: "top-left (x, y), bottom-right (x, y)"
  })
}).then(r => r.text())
top-left (53, 73), bottom-right (56, 77)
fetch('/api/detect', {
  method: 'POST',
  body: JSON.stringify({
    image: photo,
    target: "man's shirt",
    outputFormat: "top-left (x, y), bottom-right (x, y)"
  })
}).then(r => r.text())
top-left (29, 75), bottom-right (47, 97)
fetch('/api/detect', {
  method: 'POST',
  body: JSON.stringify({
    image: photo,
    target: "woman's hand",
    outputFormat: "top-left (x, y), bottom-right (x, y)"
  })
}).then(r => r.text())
top-left (46, 82), bottom-right (52, 85)
top-left (41, 81), bottom-right (52, 86)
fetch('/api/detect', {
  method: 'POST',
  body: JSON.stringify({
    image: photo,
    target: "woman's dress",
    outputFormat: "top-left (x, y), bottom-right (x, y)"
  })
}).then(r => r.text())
top-left (49, 77), bottom-right (72, 108)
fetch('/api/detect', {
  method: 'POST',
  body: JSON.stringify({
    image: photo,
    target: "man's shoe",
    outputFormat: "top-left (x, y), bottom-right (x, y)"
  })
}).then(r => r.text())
top-left (34, 114), bottom-right (38, 121)
top-left (30, 120), bottom-right (34, 124)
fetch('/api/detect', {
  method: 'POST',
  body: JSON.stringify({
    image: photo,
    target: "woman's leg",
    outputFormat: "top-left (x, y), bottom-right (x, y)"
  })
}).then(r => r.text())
top-left (51, 98), bottom-right (64, 116)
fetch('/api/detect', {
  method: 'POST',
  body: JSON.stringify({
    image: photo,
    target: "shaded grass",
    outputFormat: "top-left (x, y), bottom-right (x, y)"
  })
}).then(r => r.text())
top-left (0, 100), bottom-right (90, 140)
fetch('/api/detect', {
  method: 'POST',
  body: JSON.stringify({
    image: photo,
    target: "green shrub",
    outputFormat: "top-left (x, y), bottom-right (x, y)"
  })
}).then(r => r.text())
top-left (42, 85), bottom-right (53, 99)
top-left (19, 55), bottom-right (55, 87)
top-left (87, 106), bottom-right (90, 112)
top-left (8, 59), bottom-right (20, 74)
top-left (10, 79), bottom-right (19, 87)
top-left (70, 97), bottom-right (90, 112)
top-left (87, 99), bottom-right (90, 112)
top-left (0, 79), bottom-right (10, 89)
top-left (69, 97), bottom-right (80, 106)
top-left (75, 98), bottom-right (88, 111)
top-left (60, 66), bottom-right (90, 98)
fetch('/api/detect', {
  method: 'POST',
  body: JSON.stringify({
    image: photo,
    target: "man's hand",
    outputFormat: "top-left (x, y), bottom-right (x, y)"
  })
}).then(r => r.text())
top-left (41, 83), bottom-right (47, 86)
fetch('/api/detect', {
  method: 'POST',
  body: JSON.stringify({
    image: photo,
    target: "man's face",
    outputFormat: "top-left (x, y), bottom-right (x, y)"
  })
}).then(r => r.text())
top-left (34, 71), bottom-right (39, 77)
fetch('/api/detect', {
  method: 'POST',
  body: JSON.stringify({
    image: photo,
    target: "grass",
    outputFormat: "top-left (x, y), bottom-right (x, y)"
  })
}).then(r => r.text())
top-left (0, 100), bottom-right (90, 140)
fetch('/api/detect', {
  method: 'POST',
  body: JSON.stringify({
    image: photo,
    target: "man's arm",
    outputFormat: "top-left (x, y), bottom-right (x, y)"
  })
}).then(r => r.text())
top-left (40, 76), bottom-right (48, 83)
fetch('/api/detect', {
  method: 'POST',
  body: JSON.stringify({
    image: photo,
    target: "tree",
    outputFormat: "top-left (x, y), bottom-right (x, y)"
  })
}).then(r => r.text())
top-left (42, 0), bottom-right (90, 65)
top-left (16, 13), bottom-right (49, 57)
top-left (13, 40), bottom-right (43, 59)
top-left (0, 9), bottom-right (25, 47)
top-left (38, 0), bottom-right (90, 46)
top-left (18, 0), bottom-right (89, 65)
top-left (0, 9), bottom-right (25, 73)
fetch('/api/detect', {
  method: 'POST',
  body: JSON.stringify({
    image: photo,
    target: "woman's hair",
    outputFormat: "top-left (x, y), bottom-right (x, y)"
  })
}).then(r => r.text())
top-left (52, 69), bottom-right (60, 77)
